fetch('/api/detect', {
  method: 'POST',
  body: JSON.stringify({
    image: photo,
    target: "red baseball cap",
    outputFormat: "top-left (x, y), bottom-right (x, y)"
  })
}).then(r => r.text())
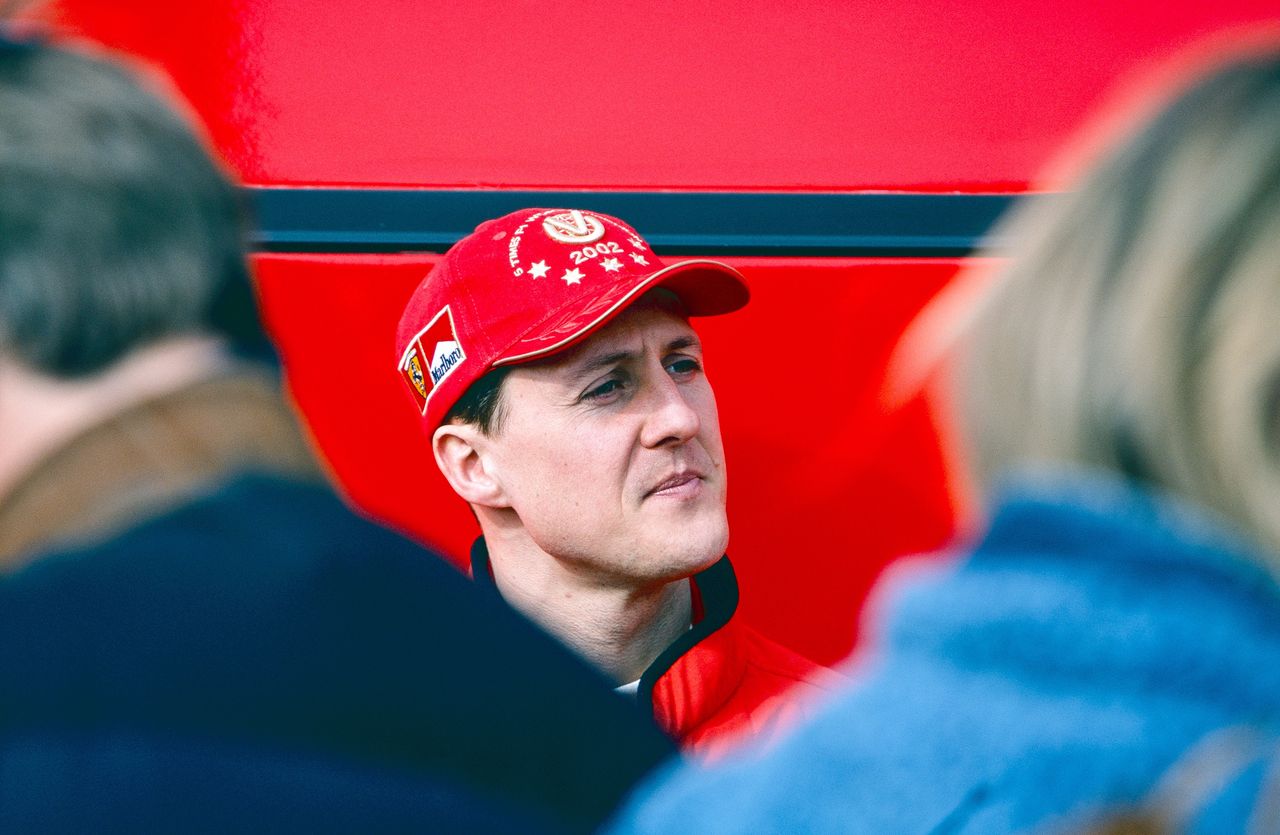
top-left (396, 208), bottom-right (749, 432)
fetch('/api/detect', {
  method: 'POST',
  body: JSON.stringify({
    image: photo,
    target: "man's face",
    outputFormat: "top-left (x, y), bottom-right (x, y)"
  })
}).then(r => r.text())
top-left (483, 297), bottom-right (728, 589)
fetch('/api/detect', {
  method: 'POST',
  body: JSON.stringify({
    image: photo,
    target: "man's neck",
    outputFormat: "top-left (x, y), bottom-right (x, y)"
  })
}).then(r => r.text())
top-left (478, 532), bottom-right (693, 686)
top-left (0, 336), bottom-right (233, 501)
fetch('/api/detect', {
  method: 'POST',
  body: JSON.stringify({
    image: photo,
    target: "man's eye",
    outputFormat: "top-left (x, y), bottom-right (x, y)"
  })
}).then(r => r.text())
top-left (583, 378), bottom-right (625, 401)
top-left (666, 357), bottom-right (702, 377)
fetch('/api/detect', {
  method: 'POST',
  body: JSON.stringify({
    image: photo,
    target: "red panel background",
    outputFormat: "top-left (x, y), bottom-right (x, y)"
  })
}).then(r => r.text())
top-left (254, 255), bottom-right (958, 664)
top-left (35, 1), bottom-right (1280, 190)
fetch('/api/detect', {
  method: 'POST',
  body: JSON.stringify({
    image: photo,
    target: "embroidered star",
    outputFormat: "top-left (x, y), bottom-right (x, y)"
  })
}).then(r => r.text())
top-left (628, 252), bottom-right (649, 266)
top-left (600, 257), bottom-right (622, 273)
top-left (561, 267), bottom-right (584, 285)
top-left (628, 236), bottom-right (646, 250)
top-left (528, 260), bottom-right (550, 279)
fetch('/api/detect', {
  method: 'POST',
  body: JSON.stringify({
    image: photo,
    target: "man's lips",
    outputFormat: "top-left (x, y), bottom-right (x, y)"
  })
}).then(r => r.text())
top-left (645, 471), bottom-right (705, 498)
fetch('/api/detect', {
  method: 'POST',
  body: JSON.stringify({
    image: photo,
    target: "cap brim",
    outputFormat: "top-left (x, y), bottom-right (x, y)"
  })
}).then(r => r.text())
top-left (495, 259), bottom-right (749, 366)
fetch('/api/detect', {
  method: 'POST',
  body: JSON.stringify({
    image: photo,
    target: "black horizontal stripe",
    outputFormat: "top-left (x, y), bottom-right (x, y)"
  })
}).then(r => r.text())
top-left (247, 188), bottom-right (1025, 257)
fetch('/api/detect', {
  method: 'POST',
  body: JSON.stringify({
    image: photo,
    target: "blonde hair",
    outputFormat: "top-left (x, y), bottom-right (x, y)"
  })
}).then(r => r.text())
top-left (959, 52), bottom-right (1280, 562)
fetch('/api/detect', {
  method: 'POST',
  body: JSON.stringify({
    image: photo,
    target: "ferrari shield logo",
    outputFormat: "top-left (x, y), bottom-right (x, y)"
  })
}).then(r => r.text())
top-left (405, 353), bottom-right (428, 400)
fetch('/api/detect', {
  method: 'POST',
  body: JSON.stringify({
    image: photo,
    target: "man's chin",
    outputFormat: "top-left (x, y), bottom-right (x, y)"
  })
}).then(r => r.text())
top-left (652, 526), bottom-right (729, 578)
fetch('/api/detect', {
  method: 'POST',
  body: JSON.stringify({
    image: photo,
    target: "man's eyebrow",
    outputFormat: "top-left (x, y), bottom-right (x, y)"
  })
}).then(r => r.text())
top-left (567, 336), bottom-right (702, 381)
top-left (576, 350), bottom-right (636, 377)
top-left (667, 336), bottom-right (699, 353)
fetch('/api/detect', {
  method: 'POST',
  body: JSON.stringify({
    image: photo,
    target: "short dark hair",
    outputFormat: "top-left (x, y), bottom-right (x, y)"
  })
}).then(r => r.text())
top-left (0, 38), bottom-right (268, 377)
top-left (444, 366), bottom-right (512, 434)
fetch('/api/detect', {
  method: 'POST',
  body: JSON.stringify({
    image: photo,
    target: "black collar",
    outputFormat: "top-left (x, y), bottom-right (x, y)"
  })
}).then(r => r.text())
top-left (467, 537), bottom-right (739, 712)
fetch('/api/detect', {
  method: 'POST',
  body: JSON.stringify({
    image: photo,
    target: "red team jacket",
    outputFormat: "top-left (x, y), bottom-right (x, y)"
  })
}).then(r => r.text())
top-left (471, 544), bottom-right (840, 760)
top-left (635, 556), bottom-right (841, 759)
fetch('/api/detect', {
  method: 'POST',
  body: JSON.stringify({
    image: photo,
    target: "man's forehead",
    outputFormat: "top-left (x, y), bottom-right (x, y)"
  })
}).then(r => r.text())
top-left (550, 306), bottom-right (699, 370)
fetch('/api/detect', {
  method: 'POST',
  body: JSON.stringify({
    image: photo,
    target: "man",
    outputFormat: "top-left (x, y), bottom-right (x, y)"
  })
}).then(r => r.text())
top-left (396, 207), bottom-right (838, 758)
top-left (0, 32), bottom-right (673, 831)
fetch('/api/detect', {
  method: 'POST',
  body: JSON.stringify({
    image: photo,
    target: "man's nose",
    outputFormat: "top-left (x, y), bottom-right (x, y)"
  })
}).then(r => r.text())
top-left (639, 375), bottom-right (701, 449)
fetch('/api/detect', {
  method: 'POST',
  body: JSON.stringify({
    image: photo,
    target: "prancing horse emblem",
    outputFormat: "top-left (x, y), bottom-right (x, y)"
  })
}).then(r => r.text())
top-left (542, 210), bottom-right (605, 244)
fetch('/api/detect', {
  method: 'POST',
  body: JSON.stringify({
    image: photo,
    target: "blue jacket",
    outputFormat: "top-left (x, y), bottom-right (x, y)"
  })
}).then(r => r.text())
top-left (613, 471), bottom-right (1280, 833)
top-left (0, 474), bottom-right (675, 833)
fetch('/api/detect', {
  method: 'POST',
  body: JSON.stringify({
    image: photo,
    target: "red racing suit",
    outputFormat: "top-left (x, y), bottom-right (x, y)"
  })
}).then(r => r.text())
top-left (471, 543), bottom-right (842, 760)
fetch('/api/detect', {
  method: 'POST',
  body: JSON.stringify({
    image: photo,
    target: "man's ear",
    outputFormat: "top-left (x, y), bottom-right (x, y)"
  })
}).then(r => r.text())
top-left (433, 423), bottom-right (510, 509)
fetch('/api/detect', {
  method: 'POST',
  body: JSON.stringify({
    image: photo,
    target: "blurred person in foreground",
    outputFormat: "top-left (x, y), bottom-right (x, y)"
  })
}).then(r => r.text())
top-left (0, 28), bottom-right (674, 833)
top-left (612, 45), bottom-right (1280, 834)
top-left (1081, 726), bottom-right (1280, 834)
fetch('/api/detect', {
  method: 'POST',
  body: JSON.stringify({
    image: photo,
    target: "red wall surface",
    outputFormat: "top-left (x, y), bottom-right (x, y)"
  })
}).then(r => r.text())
top-left (37, 1), bottom-right (1280, 190)
top-left (34, 1), bottom-right (1280, 664)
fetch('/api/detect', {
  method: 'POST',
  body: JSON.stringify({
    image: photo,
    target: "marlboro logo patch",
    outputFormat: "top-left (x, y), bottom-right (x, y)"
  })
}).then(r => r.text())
top-left (399, 306), bottom-right (466, 415)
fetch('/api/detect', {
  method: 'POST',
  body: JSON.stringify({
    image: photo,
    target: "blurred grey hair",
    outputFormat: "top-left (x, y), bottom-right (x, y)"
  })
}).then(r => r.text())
top-left (0, 38), bottom-right (265, 377)
top-left (959, 51), bottom-right (1280, 562)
